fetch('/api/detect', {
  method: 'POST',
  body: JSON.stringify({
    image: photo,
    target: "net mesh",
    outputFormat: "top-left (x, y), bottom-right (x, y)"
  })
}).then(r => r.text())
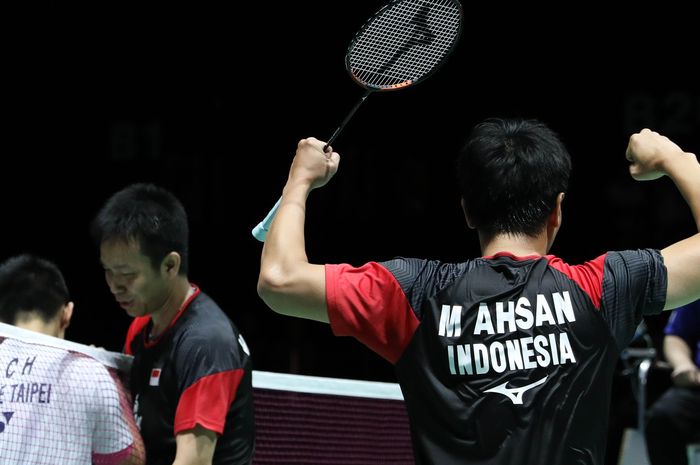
top-left (0, 323), bottom-right (142, 465)
top-left (349, 0), bottom-right (462, 89)
top-left (252, 371), bottom-right (414, 464)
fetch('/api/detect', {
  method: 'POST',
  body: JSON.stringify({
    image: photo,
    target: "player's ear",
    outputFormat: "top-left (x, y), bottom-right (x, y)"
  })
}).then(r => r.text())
top-left (161, 252), bottom-right (181, 277)
top-left (551, 193), bottom-right (565, 229)
top-left (60, 301), bottom-right (74, 331)
top-left (461, 198), bottom-right (476, 229)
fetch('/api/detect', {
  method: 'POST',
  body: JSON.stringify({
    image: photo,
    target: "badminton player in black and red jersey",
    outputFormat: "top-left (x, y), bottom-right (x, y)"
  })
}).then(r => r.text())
top-left (93, 183), bottom-right (255, 465)
top-left (257, 119), bottom-right (700, 465)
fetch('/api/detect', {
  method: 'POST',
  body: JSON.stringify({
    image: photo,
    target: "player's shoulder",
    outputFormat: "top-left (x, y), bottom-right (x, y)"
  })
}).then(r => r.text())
top-left (62, 352), bottom-right (113, 384)
top-left (180, 291), bottom-right (240, 342)
top-left (188, 291), bottom-right (233, 324)
top-left (546, 249), bottom-right (665, 283)
top-left (1, 338), bottom-right (70, 367)
top-left (545, 253), bottom-right (607, 268)
top-left (377, 256), bottom-right (478, 300)
top-left (555, 249), bottom-right (664, 270)
top-left (65, 351), bottom-right (108, 368)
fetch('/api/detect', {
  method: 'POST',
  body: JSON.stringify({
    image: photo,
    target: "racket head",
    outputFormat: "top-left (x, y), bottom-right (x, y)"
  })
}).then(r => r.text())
top-left (346, 0), bottom-right (463, 92)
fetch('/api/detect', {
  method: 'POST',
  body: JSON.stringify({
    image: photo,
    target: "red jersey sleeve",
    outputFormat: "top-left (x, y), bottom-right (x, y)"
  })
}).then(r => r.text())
top-left (326, 262), bottom-right (419, 364)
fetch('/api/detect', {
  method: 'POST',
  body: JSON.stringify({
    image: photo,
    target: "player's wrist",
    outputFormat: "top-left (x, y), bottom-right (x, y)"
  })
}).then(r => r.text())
top-left (284, 177), bottom-right (315, 194)
top-left (659, 150), bottom-right (697, 176)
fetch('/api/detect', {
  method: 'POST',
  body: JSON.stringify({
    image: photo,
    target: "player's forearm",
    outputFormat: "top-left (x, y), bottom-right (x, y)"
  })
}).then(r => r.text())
top-left (259, 182), bottom-right (311, 298)
top-left (663, 335), bottom-right (695, 370)
top-left (172, 458), bottom-right (211, 465)
top-left (260, 181), bottom-right (311, 273)
top-left (172, 426), bottom-right (217, 465)
top-left (172, 455), bottom-right (212, 465)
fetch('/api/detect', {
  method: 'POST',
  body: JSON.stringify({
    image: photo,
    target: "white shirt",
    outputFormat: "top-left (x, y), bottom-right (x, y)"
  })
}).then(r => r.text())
top-left (0, 334), bottom-right (133, 464)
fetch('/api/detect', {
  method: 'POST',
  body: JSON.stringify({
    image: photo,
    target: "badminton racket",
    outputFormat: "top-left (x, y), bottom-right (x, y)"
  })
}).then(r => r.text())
top-left (252, 0), bottom-right (463, 241)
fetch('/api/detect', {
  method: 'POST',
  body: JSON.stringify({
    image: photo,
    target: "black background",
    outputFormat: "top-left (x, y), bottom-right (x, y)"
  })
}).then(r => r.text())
top-left (3, 3), bottom-right (699, 463)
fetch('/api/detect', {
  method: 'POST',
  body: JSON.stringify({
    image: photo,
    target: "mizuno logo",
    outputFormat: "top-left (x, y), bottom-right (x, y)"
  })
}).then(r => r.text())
top-left (484, 376), bottom-right (548, 405)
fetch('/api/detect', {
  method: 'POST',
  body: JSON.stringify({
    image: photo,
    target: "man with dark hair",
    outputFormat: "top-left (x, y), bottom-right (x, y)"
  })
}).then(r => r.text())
top-left (92, 183), bottom-right (254, 465)
top-left (0, 254), bottom-right (144, 465)
top-left (257, 119), bottom-right (700, 465)
top-left (0, 254), bottom-right (72, 337)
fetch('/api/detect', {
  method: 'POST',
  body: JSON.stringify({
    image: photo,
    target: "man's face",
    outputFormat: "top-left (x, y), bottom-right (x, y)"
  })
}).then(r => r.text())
top-left (100, 239), bottom-right (170, 318)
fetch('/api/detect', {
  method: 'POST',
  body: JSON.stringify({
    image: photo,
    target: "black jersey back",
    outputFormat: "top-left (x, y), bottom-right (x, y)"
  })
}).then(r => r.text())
top-left (325, 251), bottom-right (666, 465)
top-left (125, 286), bottom-right (255, 465)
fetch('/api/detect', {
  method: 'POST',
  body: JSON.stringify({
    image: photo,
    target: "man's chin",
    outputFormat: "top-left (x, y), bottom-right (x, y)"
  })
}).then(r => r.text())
top-left (123, 305), bottom-right (145, 318)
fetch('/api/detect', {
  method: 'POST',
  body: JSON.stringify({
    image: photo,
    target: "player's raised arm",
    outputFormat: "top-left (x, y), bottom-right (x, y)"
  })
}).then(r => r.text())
top-left (257, 138), bottom-right (340, 323)
top-left (626, 129), bottom-right (700, 309)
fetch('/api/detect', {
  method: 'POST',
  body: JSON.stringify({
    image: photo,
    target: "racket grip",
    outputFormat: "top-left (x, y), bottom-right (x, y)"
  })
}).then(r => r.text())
top-left (251, 197), bottom-right (282, 242)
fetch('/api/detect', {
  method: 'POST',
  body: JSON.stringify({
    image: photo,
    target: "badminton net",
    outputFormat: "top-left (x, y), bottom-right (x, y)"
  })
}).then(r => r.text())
top-left (252, 370), bottom-right (414, 464)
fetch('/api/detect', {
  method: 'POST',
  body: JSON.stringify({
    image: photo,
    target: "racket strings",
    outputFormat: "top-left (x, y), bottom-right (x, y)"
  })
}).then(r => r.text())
top-left (349, 0), bottom-right (461, 89)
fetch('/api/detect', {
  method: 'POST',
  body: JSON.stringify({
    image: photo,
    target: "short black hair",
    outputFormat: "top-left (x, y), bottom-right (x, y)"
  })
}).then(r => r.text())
top-left (91, 183), bottom-right (189, 274)
top-left (0, 254), bottom-right (70, 324)
top-left (457, 117), bottom-right (571, 238)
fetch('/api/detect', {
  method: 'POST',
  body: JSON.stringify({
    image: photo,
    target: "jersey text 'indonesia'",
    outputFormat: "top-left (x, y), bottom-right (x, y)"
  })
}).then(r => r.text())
top-left (440, 291), bottom-right (577, 375)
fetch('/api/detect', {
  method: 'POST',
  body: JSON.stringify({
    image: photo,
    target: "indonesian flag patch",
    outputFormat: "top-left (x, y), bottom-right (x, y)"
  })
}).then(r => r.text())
top-left (149, 368), bottom-right (162, 386)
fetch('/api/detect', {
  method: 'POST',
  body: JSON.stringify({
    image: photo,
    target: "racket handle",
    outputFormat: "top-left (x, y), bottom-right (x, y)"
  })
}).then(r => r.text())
top-left (323, 90), bottom-right (371, 151)
top-left (257, 92), bottom-right (370, 240)
top-left (252, 197), bottom-right (282, 242)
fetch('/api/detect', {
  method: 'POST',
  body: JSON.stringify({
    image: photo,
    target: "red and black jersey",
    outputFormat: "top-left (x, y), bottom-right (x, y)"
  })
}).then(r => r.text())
top-left (326, 250), bottom-right (667, 465)
top-left (124, 286), bottom-right (254, 465)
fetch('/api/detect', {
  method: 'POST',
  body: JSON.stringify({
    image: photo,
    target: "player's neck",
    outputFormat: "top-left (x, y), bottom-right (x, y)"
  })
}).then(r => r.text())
top-left (479, 231), bottom-right (549, 258)
top-left (150, 278), bottom-right (194, 338)
top-left (14, 318), bottom-right (62, 339)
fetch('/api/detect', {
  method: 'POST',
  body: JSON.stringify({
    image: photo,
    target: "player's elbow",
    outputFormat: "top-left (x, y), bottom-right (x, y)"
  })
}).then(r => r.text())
top-left (257, 266), bottom-right (293, 313)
